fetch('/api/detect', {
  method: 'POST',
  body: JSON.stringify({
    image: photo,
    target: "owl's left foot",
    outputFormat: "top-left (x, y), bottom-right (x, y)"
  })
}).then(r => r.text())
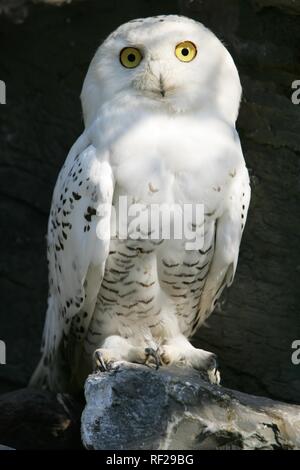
top-left (160, 335), bottom-right (221, 385)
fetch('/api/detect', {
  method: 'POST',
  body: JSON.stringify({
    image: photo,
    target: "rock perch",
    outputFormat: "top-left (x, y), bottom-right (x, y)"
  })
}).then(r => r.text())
top-left (82, 364), bottom-right (300, 450)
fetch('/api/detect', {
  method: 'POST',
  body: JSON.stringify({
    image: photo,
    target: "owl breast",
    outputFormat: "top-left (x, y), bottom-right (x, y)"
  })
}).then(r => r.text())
top-left (105, 116), bottom-right (242, 238)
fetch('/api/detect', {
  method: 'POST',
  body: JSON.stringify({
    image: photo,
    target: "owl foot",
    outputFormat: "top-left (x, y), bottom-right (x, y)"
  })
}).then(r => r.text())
top-left (93, 336), bottom-right (163, 372)
top-left (144, 347), bottom-right (162, 370)
top-left (160, 336), bottom-right (220, 385)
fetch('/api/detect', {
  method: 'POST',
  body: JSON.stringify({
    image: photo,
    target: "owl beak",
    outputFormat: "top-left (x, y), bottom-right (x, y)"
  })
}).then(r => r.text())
top-left (135, 65), bottom-right (169, 99)
top-left (147, 61), bottom-right (167, 98)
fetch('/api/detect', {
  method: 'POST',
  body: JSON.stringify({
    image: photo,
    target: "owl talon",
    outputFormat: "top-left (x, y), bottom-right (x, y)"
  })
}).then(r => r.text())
top-left (207, 355), bottom-right (221, 385)
top-left (94, 350), bottom-right (109, 372)
top-left (207, 367), bottom-right (221, 385)
top-left (144, 347), bottom-right (162, 370)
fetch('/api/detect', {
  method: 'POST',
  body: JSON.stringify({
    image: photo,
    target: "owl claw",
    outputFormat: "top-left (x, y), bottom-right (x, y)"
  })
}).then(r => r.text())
top-left (207, 367), bottom-right (221, 385)
top-left (207, 355), bottom-right (221, 385)
top-left (94, 350), bottom-right (109, 372)
top-left (208, 354), bottom-right (218, 372)
top-left (144, 347), bottom-right (162, 370)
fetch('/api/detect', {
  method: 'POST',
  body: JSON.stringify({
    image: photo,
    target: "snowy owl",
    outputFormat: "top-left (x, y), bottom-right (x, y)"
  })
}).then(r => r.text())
top-left (30, 15), bottom-right (250, 392)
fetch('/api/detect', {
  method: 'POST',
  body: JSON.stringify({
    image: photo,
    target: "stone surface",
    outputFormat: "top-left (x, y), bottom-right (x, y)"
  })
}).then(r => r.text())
top-left (82, 364), bottom-right (300, 450)
top-left (0, 0), bottom-right (299, 404)
top-left (0, 388), bottom-right (83, 449)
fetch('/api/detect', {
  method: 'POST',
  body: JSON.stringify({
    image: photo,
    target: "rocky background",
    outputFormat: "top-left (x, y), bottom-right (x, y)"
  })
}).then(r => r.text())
top-left (0, 0), bottom-right (299, 404)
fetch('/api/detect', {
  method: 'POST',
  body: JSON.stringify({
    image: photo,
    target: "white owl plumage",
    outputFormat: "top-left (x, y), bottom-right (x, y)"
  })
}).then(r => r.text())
top-left (30, 15), bottom-right (250, 392)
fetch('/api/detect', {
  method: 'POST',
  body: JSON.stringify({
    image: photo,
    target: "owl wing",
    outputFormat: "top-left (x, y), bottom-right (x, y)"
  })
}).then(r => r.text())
top-left (31, 131), bottom-right (114, 389)
top-left (193, 162), bottom-right (251, 333)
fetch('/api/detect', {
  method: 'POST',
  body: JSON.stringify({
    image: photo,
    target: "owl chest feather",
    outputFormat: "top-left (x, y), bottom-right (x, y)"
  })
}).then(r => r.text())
top-left (104, 110), bottom-right (241, 212)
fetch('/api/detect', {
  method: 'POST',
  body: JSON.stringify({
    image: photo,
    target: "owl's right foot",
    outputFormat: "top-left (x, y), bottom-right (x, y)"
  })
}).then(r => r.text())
top-left (93, 349), bottom-right (116, 372)
top-left (93, 335), bottom-right (163, 372)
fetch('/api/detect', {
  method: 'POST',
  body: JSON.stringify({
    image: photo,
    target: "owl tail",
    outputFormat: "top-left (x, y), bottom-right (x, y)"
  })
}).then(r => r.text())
top-left (29, 350), bottom-right (67, 392)
top-left (29, 298), bottom-right (69, 392)
top-left (29, 355), bottom-right (51, 390)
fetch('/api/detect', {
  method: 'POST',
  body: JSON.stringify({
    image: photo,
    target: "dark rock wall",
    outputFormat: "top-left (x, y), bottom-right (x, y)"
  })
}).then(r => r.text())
top-left (0, 0), bottom-right (299, 402)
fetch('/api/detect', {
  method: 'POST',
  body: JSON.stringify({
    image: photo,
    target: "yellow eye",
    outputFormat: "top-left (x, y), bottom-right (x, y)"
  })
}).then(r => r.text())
top-left (175, 41), bottom-right (197, 62)
top-left (120, 47), bottom-right (143, 68)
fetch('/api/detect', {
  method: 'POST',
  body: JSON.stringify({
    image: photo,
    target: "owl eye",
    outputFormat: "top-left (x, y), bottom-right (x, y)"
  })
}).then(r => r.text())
top-left (120, 47), bottom-right (143, 68)
top-left (175, 41), bottom-right (197, 62)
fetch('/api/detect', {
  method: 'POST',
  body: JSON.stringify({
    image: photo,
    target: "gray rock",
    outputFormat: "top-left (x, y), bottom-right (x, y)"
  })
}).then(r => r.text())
top-left (0, 445), bottom-right (15, 450)
top-left (81, 364), bottom-right (300, 450)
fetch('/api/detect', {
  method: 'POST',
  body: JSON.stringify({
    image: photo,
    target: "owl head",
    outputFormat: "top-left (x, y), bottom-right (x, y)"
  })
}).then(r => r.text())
top-left (81, 15), bottom-right (241, 127)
